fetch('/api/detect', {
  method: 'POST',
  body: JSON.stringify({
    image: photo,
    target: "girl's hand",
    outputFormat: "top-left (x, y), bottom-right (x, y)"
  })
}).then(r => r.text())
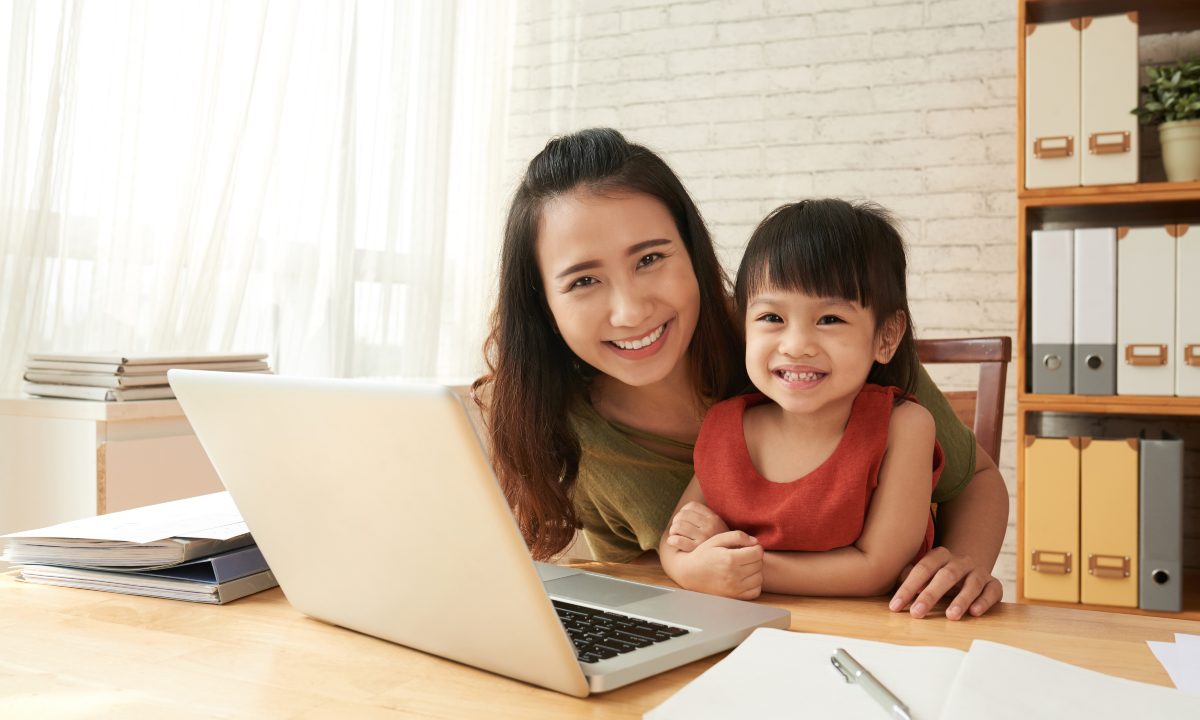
top-left (678, 530), bottom-right (764, 600)
top-left (889, 547), bottom-right (1004, 620)
top-left (666, 501), bottom-right (730, 552)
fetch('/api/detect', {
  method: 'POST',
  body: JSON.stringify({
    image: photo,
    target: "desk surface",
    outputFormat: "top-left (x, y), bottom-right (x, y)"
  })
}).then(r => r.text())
top-left (3, 562), bottom-right (1198, 718)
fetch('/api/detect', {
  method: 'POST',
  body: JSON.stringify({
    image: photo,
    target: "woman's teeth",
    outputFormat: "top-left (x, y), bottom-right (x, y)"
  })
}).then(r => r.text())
top-left (612, 323), bottom-right (665, 350)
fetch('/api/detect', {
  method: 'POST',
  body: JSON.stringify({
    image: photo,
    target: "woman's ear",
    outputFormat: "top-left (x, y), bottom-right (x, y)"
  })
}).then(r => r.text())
top-left (874, 311), bottom-right (907, 364)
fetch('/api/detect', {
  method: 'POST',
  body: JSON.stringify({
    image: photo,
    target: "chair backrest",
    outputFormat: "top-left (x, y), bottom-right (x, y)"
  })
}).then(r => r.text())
top-left (914, 336), bottom-right (1012, 463)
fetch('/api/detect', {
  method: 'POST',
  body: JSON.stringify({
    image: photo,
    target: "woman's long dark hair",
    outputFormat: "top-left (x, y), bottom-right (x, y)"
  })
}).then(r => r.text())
top-left (474, 128), bottom-right (743, 560)
top-left (734, 199), bottom-right (919, 396)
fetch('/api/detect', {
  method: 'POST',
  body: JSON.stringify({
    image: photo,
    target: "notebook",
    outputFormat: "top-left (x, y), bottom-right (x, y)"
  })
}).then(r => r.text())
top-left (168, 371), bottom-right (790, 697)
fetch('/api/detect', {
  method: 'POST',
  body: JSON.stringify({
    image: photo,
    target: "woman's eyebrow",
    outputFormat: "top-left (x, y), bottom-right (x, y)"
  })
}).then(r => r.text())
top-left (555, 238), bottom-right (673, 280)
top-left (625, 238), bottom-right (672, 256)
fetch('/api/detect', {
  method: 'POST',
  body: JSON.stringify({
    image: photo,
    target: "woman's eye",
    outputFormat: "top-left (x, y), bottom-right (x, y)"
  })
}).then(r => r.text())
top-left (816, 315), bottom-right (843, 325)
top-left (636, 252), bottom-right (664, 269)
top-left (569, 276), bottom-right (597, 290)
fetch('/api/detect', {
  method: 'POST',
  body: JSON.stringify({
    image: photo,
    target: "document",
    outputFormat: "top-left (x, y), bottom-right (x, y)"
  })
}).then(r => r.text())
top-left (17, 565), bottom-right (277, 604)
top-left (1149, 634), bottom-right (1200, 696)
top-left (941, 640), bottom-right (1200, 718)
top-left (2, 492), bottom-right (251, 569)
top-left (646, 628), bottom-right (1200, 719)
top-left (645, 629), bottom-right (964, 720)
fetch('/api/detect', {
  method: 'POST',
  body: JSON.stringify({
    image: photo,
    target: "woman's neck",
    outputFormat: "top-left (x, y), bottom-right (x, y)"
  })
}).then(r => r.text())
top-left (590, 358), bottom-right (706, 442)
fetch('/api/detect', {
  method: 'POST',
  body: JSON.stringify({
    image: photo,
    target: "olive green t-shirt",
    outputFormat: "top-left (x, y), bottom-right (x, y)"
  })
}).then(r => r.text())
top-left (570, 364), bottom-right (977, 562)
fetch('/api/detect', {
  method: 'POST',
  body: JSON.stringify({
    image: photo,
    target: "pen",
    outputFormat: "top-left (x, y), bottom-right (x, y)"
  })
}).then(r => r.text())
top-left (830, 648), bottom-right (912, 720)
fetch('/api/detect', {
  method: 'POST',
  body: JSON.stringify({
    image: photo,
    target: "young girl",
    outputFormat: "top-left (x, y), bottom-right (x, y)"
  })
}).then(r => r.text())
top-left (659, 199), bottom-right (941, 600)
top-left (477, 128), bottom-right (1008, 619)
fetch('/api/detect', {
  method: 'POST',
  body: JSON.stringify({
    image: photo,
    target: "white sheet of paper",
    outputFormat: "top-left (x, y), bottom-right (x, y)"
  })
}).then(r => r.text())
top-left (644, 628), bottom-right (965, 720)
top-left (940, 640), bottom-right (1200, 719)
top-left (2, 492), bottom-right (246, 543)
top-left (1150, 640), bottom-right (1184, 689)
top-left (1173, 633), bottom-right (1200, 695)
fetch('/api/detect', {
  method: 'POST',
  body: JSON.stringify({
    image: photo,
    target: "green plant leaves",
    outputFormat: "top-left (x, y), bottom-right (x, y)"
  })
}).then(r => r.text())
top-left (1133, 58), bottom-right (1200, 124)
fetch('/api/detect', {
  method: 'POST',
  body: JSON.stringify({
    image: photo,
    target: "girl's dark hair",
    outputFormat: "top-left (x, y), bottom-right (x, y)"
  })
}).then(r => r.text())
top-left (734, 198), bottom-right (918, 396)
top-left (474, 128), bottom-right (743, 560)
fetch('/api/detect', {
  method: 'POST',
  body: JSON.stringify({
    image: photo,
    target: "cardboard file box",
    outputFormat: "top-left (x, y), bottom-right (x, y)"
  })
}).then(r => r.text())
top-left (1024, 436), bottom-right (1080, 603)
top-left (1073, 228), bottom-right (1116, 394)
top-left (1179, 225), bottom-right (1200, 397)
top-left (1032, 229), bottom-right (1073, 393)
top-left (1117, 226), bottom-right (1176, 396)
top-left (1139, 432), bottom-right (1184, 612)
top-left (1025, 20), bottom-right (1081, 189)
top-left (1080, 14), bottom-right (1139, 186)
top-left (1080, 438), bottom-right (1139, 608)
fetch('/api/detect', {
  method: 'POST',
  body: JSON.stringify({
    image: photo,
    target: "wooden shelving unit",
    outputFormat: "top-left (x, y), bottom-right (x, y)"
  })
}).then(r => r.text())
top-left (1015, 0), bottom-right (1198, 620)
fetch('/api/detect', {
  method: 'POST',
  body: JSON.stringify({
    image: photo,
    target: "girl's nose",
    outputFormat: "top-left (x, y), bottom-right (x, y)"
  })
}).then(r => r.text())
top-left (778, 324), bottom-right (814, 358)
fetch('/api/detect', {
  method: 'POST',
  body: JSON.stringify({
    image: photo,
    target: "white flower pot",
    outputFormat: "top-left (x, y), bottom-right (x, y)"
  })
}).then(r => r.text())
top-left (1159, 119), bottom-right (1200, 181)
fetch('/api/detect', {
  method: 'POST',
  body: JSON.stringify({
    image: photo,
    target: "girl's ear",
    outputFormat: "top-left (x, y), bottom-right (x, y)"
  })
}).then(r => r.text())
top-left (874, 311), bottom-right (907, 364)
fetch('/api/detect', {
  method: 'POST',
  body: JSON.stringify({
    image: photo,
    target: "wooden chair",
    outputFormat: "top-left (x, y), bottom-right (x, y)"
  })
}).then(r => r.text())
top-left (915, 336), bottom-right (1012, 463)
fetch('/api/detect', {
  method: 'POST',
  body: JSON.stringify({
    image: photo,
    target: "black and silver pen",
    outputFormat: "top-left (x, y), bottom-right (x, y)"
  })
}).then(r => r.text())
top-left (830, 647), bottom-right (913, 720)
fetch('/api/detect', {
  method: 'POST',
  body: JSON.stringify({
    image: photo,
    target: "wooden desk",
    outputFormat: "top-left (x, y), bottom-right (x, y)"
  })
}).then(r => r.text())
top-left (3, 562), bottom-right (1198, 718)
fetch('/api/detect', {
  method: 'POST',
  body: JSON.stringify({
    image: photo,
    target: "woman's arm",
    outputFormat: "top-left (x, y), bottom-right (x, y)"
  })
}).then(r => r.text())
top-left (658, 478), bottom-right (764, 599)
top-left (889, 442), bottom-right (1008, 618)
top-left (762, 402), bottom-right (935, 596)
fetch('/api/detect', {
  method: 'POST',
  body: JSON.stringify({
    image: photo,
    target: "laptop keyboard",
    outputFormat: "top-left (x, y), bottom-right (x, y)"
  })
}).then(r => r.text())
top-left (552, 599), bottom-right (690, 664)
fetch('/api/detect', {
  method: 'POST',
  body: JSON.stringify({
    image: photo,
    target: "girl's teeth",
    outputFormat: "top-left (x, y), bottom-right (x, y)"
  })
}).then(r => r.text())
top-left (613, 323), bottom-right (665, 350)
top-left (780, 370), bottom-right (820, 382)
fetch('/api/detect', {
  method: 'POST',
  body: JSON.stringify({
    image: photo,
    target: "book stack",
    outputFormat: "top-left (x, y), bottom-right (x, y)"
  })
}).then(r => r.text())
top-left (1, 492), bottom-right (277, 605)
top-left (22, 352), bottom-right (272, 401)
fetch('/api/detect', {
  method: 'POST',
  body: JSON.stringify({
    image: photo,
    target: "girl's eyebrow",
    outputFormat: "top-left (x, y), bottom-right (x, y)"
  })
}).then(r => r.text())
top-left (554, 238), bottom-right (672, 280)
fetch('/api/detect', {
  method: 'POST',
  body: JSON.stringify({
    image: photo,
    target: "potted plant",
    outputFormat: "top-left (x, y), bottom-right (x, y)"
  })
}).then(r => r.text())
top-left (1132, 58), bottom-right (1200, 181)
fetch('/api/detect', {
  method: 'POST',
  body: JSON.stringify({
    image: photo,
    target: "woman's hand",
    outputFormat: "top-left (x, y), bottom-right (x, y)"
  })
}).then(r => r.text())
top-left (666, 501), bottom-right (730, 552)
top-left (889, 547), bottom-right (1004, 620)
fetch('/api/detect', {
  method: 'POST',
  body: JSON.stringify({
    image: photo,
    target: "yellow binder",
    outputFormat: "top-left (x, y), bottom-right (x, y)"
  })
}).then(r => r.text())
top-left (1080, 438), bottom-right (1140, 607)
top-left (1023, 436), bottom-right (1080, 603)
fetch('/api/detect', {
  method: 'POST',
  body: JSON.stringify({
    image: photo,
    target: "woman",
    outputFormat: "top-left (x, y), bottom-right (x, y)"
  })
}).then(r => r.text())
top-left (475, 128), bottom-right (1008, 620)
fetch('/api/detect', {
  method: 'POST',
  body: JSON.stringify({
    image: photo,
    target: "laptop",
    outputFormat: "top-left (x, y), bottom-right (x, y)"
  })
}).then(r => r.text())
top-left (168, 371), bottom-right (790, 697)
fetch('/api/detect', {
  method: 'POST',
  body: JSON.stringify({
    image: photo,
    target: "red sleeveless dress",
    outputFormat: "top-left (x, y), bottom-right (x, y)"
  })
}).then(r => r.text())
top-left (694, 384), bottom-right (942, 558)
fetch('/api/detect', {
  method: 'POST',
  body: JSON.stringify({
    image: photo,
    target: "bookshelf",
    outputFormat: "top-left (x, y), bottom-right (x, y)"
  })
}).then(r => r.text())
top-left (1015, 0), bottom-right (1200, 619)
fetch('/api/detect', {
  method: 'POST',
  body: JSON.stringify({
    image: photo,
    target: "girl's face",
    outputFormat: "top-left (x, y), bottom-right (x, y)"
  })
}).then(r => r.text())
top-left (536, 189), bottom-right (701, 389)
top-left (744, 284), bottom-right (901, 417)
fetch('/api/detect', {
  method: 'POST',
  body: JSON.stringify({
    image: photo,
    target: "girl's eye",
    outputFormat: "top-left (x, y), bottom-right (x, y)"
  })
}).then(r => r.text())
top-left (636, 252), bottom-right (664, 269)
top-left (816, 315), bottom-right (843, 325)
top-left (569, 276), bottom-right (598, 290)
top-left (756, 313), bottom-right (784, 324)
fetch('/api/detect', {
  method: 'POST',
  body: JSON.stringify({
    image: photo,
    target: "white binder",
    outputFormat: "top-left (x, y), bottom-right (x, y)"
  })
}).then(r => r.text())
top-left (1026, 20), bottom-right (1081, 189)
top-left (1178, 224), bottom-right (1200, 396)
top-left (1080, 14), bottom-right (1139, 186)
top-left (1032, 229), bottom-right (1073, 393)
top-left (1073, 228), bottom-right (1116, 395)
top-left (1117, 226), bottom-right (1177, 396)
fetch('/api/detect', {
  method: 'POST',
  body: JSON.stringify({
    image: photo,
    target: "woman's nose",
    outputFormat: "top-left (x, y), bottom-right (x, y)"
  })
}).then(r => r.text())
top-left (609, 282), bottom-right (653, 328)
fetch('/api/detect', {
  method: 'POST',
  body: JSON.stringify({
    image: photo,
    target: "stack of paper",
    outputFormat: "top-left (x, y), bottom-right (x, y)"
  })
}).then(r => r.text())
top-left (22, 352), bottom-right (272, 401)
top-left (646, 628), bottom-right (1200, 720)
top-left (1, 492), bottom-right (277, 605)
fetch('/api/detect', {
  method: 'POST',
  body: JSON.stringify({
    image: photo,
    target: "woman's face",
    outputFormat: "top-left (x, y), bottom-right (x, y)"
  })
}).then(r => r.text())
top-left (536, 189), bottom-right (701, 389)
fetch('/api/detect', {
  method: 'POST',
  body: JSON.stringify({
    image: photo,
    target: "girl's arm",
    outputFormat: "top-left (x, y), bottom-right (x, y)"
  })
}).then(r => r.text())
top-left (889, 443), bottom-right (1008, 618)
top-left (658, 478), bottom-right (764, 599)
top-left (761, 401), bottom-right (936, 596)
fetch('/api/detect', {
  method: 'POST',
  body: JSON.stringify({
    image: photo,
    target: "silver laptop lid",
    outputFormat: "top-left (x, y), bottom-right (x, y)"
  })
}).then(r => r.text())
top-left (169, 370), bottom-right (589, 697)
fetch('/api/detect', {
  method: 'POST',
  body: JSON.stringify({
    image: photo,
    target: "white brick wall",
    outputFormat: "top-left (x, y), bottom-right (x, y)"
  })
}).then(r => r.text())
top-left (503, 0), bottom-right (1020, 596)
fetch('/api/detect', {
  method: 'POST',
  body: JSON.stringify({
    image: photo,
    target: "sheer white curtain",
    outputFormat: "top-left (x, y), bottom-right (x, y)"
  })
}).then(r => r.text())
top-left (0, 0), bottom-right (515, 391)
